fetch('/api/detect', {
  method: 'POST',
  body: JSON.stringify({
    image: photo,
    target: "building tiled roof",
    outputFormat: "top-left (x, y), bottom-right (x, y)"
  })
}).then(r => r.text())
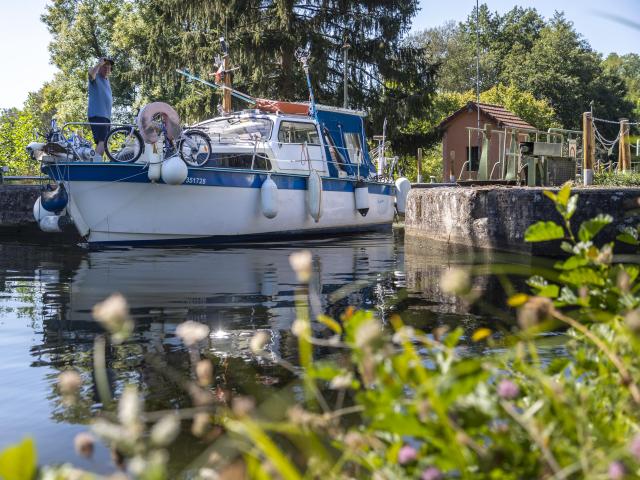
top-left (438, 102), bottom-right (535, 131)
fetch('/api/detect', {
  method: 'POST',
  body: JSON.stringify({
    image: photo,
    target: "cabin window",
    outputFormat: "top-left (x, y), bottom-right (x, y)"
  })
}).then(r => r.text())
top-left (209, 154), bottom-right (272, 171)
top-left (343, 132), bottom-right (363, 164)
top-left (277, 122), bottom-right (320, 145)
top-left (466, 146), bottom-right (479, 171)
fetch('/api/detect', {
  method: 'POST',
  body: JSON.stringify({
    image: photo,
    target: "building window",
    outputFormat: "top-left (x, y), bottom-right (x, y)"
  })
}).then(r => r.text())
top-left (466, 146), bottom-right (479, 171)
top-left (277, 121), bottom-right (320, 145)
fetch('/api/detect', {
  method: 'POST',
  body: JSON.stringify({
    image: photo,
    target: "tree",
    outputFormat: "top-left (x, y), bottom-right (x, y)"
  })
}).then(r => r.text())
top-left (603, 53), bottom-right (640, 120)
top-left (503, 13), bottom-right (632, 129)
top-left (414, 5), bottom-right (634, 130)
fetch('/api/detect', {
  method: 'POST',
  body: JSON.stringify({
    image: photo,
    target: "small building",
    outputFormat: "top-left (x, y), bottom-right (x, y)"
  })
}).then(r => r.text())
top-left (439, 102), bottom-right (534, 181)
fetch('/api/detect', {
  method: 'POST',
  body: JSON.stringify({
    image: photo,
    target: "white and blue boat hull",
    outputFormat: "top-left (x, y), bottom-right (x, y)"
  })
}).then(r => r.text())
top-left (43, 163), bottom-right (396, 246)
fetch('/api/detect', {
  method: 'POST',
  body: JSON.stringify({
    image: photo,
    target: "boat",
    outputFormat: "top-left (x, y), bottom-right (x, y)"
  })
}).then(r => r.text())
top-left (30, 48), bottom-right (410, 247)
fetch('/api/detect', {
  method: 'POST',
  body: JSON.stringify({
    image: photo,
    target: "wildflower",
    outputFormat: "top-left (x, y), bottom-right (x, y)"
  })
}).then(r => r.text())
top-left (355, 319), bottom-right (382, 349)
top-left (343, 431), bottom-right (366, 450)
top-left (630, 434), bottom-right (640, 460)
top-left (196, 359), bottom-right (214, 387)
top-left (176, 321), bottom-right (210, 347)
top-left (618, 270), bottom-right (631, 293)
top-left (92, 293), bottom-right (133, 343)
top-left (150, 414), bottom-right (180, 447)
top-left (398, 445), bottom-right (418, 464)
top-left (118, 385), bottom-right (141, 426)
top-left (392, 326), bottom-right (415, 344)
top-left (517, 296), bottom-right (553, 330)
top-left (92, 419), bottom-right (127, 444)
top-left (625, 310), bottom-right (640, 333)
top-left (250, 331), bottom-right (269, 354)
top-left (421, 467), bottom-right (443, 480)
top-left (440, 268), bottom-right (470, 295)
top-left (232, 396), bottom-right (256, 417)
top-left (329, 373), bottom-right (353, 390)
top-left (291, 319), bottom-right (307, 337)
top-left (74, 432), bottom-right (95, 458)
top-left (289, 250), bottom-right (313, 282)
top-left (497, 379), bottom-right (520, 400)
top-left (191, 412), bottom-right (211, 438)
top-left (609, 461), bottom-right (626, 480)
top-left (58, 370), bottom-right (82, 396)
top-left (596, 244), bottom-right (613, 265)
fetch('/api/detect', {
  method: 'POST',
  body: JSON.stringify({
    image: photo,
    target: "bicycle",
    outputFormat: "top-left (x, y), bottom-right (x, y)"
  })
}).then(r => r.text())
top-left (105, 119), bottom-right (212, 167)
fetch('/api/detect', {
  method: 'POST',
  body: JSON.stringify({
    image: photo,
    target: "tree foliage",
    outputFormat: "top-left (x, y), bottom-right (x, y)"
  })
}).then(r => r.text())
top-left (415, 5), bottom-right (634, 130)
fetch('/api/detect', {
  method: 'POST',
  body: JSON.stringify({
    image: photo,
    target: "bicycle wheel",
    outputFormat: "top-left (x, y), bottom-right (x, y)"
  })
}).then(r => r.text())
top-left (178, 130), bottom-right (211, 167)
top-left (105, 127), bottom-right (144, 163)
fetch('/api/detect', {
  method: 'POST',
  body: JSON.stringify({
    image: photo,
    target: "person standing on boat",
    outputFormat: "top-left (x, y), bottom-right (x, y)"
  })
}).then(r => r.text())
top-left (87, 57), bottom-right (114, 161)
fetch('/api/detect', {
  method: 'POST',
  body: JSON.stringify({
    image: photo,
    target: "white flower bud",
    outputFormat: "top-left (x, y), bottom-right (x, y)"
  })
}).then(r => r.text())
top-left (92, 293), bottom-right (133, 343)
top-left (150, 414), bottom-right (180, 447)
top-left (329, 373), bottom-right (353, 390)
top-left (440, 268), bottom-right (471, 295)
top-left (74, 432), bottom-right (95, 458)
top-left (176, 321), bottom-right (210, 347)
top-left (355, 319), bottom-right (381, 349)
top-left (118, 385), bottom-right (141, 426)
top-left (196, 359), bottom-right (214, 387)
top-left (291, 319), bottom-right (307, 337)
top-left (250, 331), bottom-right (269, 355)
top-left (289, 250), bottom-right (313, 282)
top-left (58, 370), bottom-right (82, 396)
top-left (92, 419), bottom-right (127, 444)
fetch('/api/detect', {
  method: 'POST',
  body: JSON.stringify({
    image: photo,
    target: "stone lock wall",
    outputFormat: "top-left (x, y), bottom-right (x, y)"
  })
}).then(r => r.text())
top-left (405, 186), bottom-right (640, 255)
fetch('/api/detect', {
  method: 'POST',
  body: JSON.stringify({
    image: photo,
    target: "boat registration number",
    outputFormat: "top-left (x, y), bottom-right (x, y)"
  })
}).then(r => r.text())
top-left (185, 177), bottom-right (206, 185)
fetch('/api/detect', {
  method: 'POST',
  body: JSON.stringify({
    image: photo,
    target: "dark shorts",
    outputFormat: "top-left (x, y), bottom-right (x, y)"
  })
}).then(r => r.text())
top-left (88, 116), bottom-right (110, 143)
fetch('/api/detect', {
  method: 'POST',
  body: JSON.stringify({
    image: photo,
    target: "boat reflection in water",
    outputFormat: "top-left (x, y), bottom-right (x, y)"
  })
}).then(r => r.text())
top-left (61, 233), bottom-right (401, 361)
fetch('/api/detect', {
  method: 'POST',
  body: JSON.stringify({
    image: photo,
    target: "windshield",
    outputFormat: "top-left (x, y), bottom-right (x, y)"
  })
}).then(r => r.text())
top-left (200, 117), bottom-right (273, 143)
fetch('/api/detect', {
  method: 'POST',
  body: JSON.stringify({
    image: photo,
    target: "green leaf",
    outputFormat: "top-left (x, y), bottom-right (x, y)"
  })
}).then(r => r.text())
top-left (560, 241), bottom-right (574, 253)
top-left (554, 256), bottom-right (588, 271)
top-left (556, 182), bottom-right (572, 207)
top-left (578, 214), bottom-right (613, 242)
top-left (565, 194), bottom-right (578, 219)
top-left (0, 438), bottom-right (37, 480)
top-left (617, 227), bottom-right (640, 246)
top-left (543, 190), bottom-right (557, 203)
top-left (537, 284), bottom-right (560, 298)
top-left (525, 221), bottom-right (565, 242)
top-left (559, 267), bottom-right (605, 286)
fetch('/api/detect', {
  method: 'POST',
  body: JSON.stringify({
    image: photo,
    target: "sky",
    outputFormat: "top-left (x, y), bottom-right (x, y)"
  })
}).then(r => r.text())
top-left (0, 0), bottom-right (638, 109)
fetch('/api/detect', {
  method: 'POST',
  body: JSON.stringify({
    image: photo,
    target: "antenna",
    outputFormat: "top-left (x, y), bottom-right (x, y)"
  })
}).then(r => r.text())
top-left (295, 48), bottom-right (316, 116)
top-left (476, 0), bottom-right (480, 132)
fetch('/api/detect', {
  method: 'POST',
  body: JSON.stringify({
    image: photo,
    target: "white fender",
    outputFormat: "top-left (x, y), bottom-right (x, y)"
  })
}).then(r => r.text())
top-left (354, 181), bottom-right (369, 217)
top-left (145, 143), bottom-right (163, 182)
top-left (307, 170), bottom-right (322, 223)
top-left (33, 197), bottom-right (55, 221)
top-left (33, 197), bottom-right (56, 222)
top-left (260, 175), bottom-right (278, 219)
top-left (395, 177), bottom-right (411, 214)
top-left (39, 215), bottom-right (62, 233)
top-left (161, 155), bottom-right (188, 185)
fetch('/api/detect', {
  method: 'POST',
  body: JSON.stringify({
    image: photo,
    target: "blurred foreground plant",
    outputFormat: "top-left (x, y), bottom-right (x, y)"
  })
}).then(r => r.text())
top-left (5, 183), bottom-right (640, 478)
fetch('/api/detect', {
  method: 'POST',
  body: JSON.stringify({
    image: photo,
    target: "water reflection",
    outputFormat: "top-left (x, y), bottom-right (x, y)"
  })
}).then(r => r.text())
top-left (0, 232), bottom-right (554, 474)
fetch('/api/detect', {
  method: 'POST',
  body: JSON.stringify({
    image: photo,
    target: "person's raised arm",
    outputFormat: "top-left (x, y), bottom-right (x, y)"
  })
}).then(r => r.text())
top-left (89, 58), bottom-right (105, 81)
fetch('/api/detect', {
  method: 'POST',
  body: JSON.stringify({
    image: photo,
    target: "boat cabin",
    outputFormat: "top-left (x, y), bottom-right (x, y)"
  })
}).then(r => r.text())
top-left (195, 104), bottom-right (376, 179)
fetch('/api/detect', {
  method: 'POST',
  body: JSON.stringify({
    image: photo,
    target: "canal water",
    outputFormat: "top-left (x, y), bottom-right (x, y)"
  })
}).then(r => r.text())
top-left (0, 230), bottom-right (564, 474)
